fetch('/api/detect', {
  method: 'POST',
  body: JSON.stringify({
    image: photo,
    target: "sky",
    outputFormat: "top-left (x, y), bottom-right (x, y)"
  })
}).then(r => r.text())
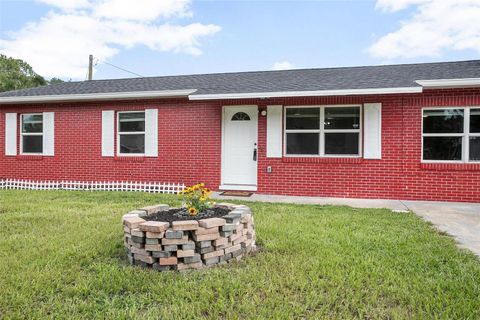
top-left (0, 0), bottom-right (479, 81)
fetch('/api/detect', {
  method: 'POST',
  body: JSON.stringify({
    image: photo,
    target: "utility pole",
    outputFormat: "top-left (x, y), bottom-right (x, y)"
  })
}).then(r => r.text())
top-left (88, 54), bottom-right (93, 80)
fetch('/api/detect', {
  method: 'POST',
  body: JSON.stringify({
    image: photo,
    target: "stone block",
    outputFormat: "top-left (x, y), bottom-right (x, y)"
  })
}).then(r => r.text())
top-left (213, 238), bottom-right (228, 247)
top-left (198, 218), bottom-right (226, 228)
top-left (204, 256), bottom-right (220, 266)
top-left (146, 231), bottom-right (164, 239)
top-left (172, 220), bottom-right (199, 231)
top-left (221, 223), bottom-right (237, 232)
top-left (192, 233), bottom-right (220, 242)
top-left (177, 249), bottom-right (195, 258)
top-left (242, 239), bottom-right (253, 248)
top-left (131, 228), bottom-right (145, 237)
top-left (159, 256), bottom-right (178, 266)
top-left (130, 241), bottom-right (144, 249)
top-left (139, 221), bottom-right (169, 233)
top-left (182, 242), bottom-right (195, 250)
top-left (145, 238), bottom-right (160, 245)
top-left (219, 253), bottom-right (232, 262)
top-left (214, 202), bottom-right (237, 210)
top-left (162, 235), bottom-right (189, 245)
top-left (198, 246), bottom-right (215, 254)
top-left (163, 245), bottom-right (178, 252)
top-left (195, 240), bottom-right (212, 248)
top-left (202, 249), bottom-right (224, 260)
top-left (123, 216), bottom-right (145, 229)
top-left (195, 226), bottom-right (220, 235)
top-left (233, 236), bottom-right (247, 246)
top-left (131, 235), bottom-right (146, 244)
top-left (145, 244), bottom-right (162, 252)
top-left (231, 248), bottom-right (243, 258)
top-left (131, 247), bottom-right (148, 255)
top-left (123, 225), bottom-right (131, 233)
top-left (240, 213), bottom-right (252, 223)
top-left (183, 254), bottom-right (201, 264)
top-left (152, 251), bottom-right (172, 258)
top-left (229, 233), bottom-right (242, 243)
top-left (134, 254), bottom-right (155, 264)
top-left (140, 204), bottom-right (169, 215)
top-left (165, 230), bottom-right (184, 239)
top-left (220, 231), bottom-right (233, 237)
top-left (225, 244), bottom-right (242, 255)
top-left (222, 213), bottom-right (242, 224)
top-left (177, 261), bottom-right (203, 271)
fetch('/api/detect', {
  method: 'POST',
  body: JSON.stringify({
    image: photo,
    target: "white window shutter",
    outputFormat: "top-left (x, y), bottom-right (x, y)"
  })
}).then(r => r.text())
top-left (102, 110), bottom-right (114, 157)
top-left (266, 105), bottom-right (283, 158)
top-left (42, 112), bottom-right (55, 156)
top-left (5, 113), bottom-right (17, 156)
top-left (145, 109), bottom-right (158, 157)
top-left (363, 103), bottom-right (382, 159)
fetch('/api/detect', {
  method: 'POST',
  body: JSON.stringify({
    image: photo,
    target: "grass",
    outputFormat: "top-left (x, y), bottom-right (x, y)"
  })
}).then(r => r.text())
top-left (0, 190), bottom-right (479, 319)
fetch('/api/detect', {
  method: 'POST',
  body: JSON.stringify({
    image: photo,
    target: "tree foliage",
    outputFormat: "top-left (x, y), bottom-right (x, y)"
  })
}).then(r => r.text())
top-left (0, 54), bottom-right (63, 92)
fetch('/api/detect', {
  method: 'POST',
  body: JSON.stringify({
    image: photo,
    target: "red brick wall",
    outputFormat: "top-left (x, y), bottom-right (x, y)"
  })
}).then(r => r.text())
top-left (1, 88), bottom-right (479, 202)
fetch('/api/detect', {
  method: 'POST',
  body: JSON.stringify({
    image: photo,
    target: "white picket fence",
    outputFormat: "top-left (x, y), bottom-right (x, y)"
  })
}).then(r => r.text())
top-left (0, 178), bottom-right (185, 194)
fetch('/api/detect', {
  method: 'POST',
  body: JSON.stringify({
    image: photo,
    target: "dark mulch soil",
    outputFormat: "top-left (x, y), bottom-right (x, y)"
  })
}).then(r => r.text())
top-left (144, 207), bottom-right (232, 223)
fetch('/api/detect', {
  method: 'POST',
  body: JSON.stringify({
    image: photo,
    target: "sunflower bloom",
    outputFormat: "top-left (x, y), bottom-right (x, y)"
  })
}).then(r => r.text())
top-left (188, 207), bottom-right (197, 216)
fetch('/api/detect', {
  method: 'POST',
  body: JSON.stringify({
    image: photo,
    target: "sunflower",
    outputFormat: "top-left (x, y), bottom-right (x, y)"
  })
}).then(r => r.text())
top-left (188, 207), bottom-right (197, 216)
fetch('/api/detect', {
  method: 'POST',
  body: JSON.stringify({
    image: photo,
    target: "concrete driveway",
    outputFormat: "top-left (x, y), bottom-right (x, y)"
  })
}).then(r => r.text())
top-left (212, 193), bottom-right (480, 257)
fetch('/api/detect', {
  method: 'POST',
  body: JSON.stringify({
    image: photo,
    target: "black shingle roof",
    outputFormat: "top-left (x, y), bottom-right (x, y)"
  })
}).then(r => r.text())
top-left (1, 60), bottom-right (480, 98)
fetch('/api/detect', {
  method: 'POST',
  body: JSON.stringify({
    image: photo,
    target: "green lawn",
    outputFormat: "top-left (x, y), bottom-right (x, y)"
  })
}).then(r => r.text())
top-left (0, 190), bottom-right (479, 319)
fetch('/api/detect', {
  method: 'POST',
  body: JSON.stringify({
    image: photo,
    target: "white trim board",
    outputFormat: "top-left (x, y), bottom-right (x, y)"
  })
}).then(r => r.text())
top-left (0, 89), bottom-right (197, 104)
top-left (189, 87), bottom-right (423, 100)
top-left (219, 185), bottom-right (258, 192)
top-left (416, 78), bottom-right (480, 88)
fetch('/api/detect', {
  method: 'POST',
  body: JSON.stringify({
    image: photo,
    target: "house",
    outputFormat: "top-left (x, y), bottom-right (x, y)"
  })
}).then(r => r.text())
top-left (1, 60), bottom-right (480, 202)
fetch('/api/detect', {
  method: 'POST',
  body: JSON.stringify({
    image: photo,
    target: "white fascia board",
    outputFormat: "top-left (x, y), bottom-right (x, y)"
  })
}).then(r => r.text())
top-left (0, 89), bottom-right (197, 104)
top-left (188, 87), bottom-right (423, 100)
top-left (416, 78), bottom-right (480, 88)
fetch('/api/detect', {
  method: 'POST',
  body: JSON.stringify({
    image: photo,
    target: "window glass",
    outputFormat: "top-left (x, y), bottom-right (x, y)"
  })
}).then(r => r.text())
top-left (286, 108), bottom-right (320, 130)
top-left (286, 133), bottom-right (319, 154)
top-left (423, 137), bottom-right (462, 161)
top-left (22, 114), bottom-right (43, 133)
top-left (120, 134), bottom-right (145, 154)
top-left (231, 112), bottom-right (250, 121)
top-left (470, 109), bottom-right (480, 133)
top-left (119, 112), bottom-right (145, 132)
top-left (469, 137), bottom-right (480, 161)
top-left (22, 136), bottom-right (43, 153)
top-left (324, 107), bottom-right (360, 130)
top-left (423, 109), bottom-right (463, 133)
top-left (324, 133), bottom-right (359, 155)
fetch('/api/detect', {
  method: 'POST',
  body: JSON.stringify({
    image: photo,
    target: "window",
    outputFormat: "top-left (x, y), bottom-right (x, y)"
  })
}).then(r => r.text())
top-left (285, 106), bottom-right (361, 156)
top-left (422, 107), bottom-right (480, 162)
top-left (231, 112), bottom-right (250, 121)
top-left (21, 114), bottom-right (43, 154)
top-left (118, 111), bottom-right (145, 155)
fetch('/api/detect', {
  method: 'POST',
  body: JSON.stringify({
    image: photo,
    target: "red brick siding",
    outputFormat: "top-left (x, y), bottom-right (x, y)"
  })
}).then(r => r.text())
top-left (1, 88), bottom-right (479, 202)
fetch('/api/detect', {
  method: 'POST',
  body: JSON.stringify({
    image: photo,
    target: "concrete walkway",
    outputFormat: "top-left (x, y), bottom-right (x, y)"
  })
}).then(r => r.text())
top-left (212, 193), bottom-right (480, 257)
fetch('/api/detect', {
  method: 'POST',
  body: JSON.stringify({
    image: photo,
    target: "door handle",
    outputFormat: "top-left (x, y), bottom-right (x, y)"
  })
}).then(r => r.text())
top-left (253, 148), bottom-right (257, 161)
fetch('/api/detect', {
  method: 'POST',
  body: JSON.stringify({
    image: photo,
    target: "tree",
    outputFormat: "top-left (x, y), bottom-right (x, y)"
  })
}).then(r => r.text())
top-left (0, 54), bottom-right (48, 92)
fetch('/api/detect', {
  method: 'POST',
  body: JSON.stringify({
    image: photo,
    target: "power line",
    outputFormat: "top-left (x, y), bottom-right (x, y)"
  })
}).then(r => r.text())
top-left (96, 59), bottom-right (144, 78)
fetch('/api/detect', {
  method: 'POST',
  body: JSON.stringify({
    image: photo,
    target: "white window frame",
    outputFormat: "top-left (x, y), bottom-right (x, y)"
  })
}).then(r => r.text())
top-left (283, 105), bottom-right (362, 157)
top-left (117, 111), bottom-right (146, 156)
top-left (421, 106), bottom-right (480, 163)
top-left (20, 113), bottom-right (43, 155)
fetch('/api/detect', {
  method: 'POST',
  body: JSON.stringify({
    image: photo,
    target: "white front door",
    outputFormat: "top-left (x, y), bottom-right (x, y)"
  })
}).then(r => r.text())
top-left (221, 105), bottom-right (258, 190)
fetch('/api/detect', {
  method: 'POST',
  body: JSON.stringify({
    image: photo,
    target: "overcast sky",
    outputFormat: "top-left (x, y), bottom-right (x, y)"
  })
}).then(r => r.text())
top-left (1, 0), bottom-right (479, 80)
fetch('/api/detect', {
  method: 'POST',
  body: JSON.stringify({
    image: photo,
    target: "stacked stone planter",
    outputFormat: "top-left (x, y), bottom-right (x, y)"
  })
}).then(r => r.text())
top-left (122, 203), bottom-right (256, 271)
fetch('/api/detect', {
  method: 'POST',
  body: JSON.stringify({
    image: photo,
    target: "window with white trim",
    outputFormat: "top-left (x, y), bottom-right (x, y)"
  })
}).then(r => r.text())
top-left (21, 114), bottom-right (43, 154)
top-left (284, 105), bottom-right (361, 156)
top-left (422, 107), bottom-right (480, 162)
top-left (117, 111), bottom-right (145, 155)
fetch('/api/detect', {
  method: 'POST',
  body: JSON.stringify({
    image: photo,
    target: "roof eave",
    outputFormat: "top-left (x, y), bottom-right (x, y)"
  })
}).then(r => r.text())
top-left (416, 78), bottom-right (480, 89)
top-left (0, 89), bottom-right (197, 104)
top-left (188, 87), bottom-right (424, 100)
